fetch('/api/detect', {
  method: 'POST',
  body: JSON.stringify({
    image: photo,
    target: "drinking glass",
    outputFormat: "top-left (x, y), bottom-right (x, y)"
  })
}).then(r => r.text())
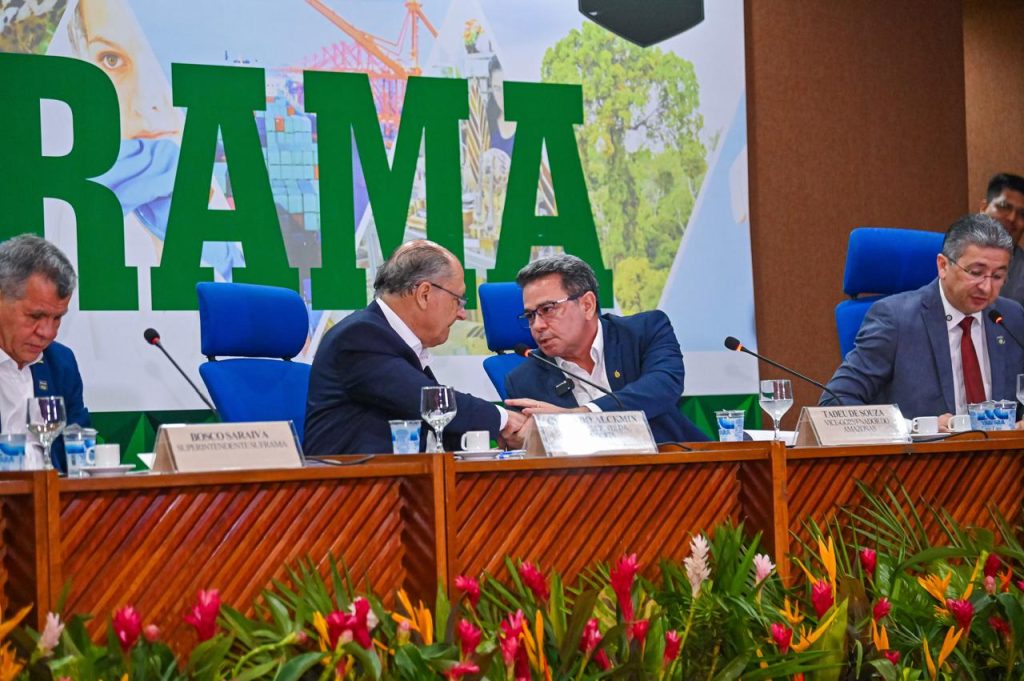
top-left (759, 379), bottom-right (793, 441)
top-left (1017, 374), bottom-right (1024, 409)
top-left (420, 386), bottom-right (457, 453)
top-left (27, 396), bottom-right (66, 471)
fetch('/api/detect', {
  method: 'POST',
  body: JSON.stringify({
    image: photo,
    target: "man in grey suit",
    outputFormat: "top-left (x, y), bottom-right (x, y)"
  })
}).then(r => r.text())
top-left (820, 214), bottom-right (1024, 430)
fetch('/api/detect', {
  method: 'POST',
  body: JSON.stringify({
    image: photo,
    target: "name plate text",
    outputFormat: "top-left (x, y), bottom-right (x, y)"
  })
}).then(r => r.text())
top-left (531, 411), bottom-right (658, 457)
top-left (153, 421), bottom-right (304, 473)
top-left (794, 405), bottom-right (909, 446)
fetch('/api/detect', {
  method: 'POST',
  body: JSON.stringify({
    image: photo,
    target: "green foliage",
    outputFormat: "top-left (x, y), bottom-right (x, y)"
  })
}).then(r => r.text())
top-left (541, 22), bottom-right (706, 312)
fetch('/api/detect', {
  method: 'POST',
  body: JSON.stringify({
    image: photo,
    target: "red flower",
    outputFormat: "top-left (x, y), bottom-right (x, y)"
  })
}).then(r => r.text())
top-left (579, 618), bottom-right (602, 653)
top-left (325, 611), bottom-right (351, 649)
top-left (628, 619), bottom-right (649, 642)
top-left (500, 610), bottom-right (529, 679)
top-left (882, 650), bottom-right (901, 665)
top-left (663, 630), bottom-right (681, 665)
top-left (143, 624), bottom-right (160, 643)
top-left (183, 589), bottom-right (221, 642)
top-left (811, 580), bottom-right (834, 618)
top-left (771, 622), bottom-right (792, 654)
top-left (445, 661), bottom-right (479, 680)
top-left (859, 548), bottom-right (877, 577)
top-left (984, 553), bottom-right (1002, 578)
top-left (456, 619), bottom-right (482, 658)
top-left (1017, 579), bottom-right (1024, 592)
top-left (112, 605), bottom-right (142, 653)
top-left (455, 575), bottom-right (481, 608)
top-left (518, 562), bottom-right (550, 602)
top-left (594, 649), bottom-right (612, 671)
top-left (946, 598), bottom-right (974, 630)
top-left (872, 597), bottom-right (891, 622)
top-left (324, 598), bottom-right (375, 649)
top-left (609, 553), bottom-right (640, 622)
top-left (989, 615), bottom-right (1011, 637)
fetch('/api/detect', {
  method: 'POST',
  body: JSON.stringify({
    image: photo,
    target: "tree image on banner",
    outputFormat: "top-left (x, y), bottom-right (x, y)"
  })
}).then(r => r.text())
top-left (542, 22), bottom-right (706, 313)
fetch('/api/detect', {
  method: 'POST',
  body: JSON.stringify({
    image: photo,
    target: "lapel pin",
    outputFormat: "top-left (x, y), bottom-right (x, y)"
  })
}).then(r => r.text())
top-left (997, 336), bottom-right (1006, 345)
top-left (613, 370), bottom-right (621, 379)
top-left (38, 380), bottom-right (48, 391)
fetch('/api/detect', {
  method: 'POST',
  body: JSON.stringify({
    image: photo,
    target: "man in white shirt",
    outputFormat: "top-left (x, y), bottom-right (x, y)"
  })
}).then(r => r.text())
top-left (820, 214), bottom-right (1024, 430)
top-left (0, 234), bottom-right (90, 468)
top-left (982, 173), bottom-right (1024, 304)
top-left (304, 240), bottom-right (526, 454)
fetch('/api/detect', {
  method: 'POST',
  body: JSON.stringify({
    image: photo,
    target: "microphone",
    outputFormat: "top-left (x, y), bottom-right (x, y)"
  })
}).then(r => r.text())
top-left (988, 309), bottom-right (1024, 350)
top-left (144, 328), bottom-right (220, 416)
top-left (724, 336), bottom-right (843, 404)
top-left (514, 343), bottom-right (625, 410)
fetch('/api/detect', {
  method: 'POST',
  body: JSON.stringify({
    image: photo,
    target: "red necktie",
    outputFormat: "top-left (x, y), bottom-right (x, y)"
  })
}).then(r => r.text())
top-left (958, 316), bottom-right (986, 404)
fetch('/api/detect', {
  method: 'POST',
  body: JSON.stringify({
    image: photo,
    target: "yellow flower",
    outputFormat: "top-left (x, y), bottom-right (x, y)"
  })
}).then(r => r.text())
top-left (918, 572), bottom-right (951, 603)
top-left (779, 597), bottom-right (805, 627)
top-left (923, 637), bottom-right (936, 680)
top-left (0, 643), bottom-right (23, 681)
top-left (870, 620), bottom-right (889, 651)
top-left (0, 604), bottom-right (31, 643)
top-left (791, 607), bottom-right (839, 653)
top-left (817, 537), bottom-right (837, 595)
top-left (313, 612), bottom-right (330, 652)
top-left (961, 555), bottom-right (984, 600)
top-left (922, 626), bottom-right (963, 680)
top-left (392, 589), bottom-right (433, 645)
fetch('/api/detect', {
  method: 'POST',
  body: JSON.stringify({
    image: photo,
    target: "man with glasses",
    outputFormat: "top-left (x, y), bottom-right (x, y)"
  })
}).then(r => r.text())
top-left (820, 214), bottom-right (1024, 429)
top-left (304, 240), bottom-right (526, 454)
top-left (981, 173), bottom-right (1024, 304)
top-left (503, 254), bottom-right (708, 443)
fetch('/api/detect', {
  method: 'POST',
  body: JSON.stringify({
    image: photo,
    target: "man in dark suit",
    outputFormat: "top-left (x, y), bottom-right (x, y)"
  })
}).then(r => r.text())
top-left (304, 240), bottom-right (526, 455)
top-left (0, 234), bottom-right (90, 470)
top-left (820, 214), bottom-right (1024, 429)
top-left (981, 173), bottom-right (1024, 304)
top-left (503, 254), bottom-right (708, 443)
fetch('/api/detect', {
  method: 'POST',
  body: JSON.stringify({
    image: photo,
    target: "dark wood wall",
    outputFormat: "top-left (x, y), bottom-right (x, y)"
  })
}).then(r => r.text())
top-left (745, 1), bottom-right (974, 423)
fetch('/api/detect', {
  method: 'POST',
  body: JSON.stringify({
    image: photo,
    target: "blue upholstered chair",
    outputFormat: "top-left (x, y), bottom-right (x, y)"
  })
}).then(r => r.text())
top-left (479, 282), bottom-right (536, 400)
top-left (197, 282), bottom-right (311, 442)
top-left (836, 227), bottom-right (944, 358)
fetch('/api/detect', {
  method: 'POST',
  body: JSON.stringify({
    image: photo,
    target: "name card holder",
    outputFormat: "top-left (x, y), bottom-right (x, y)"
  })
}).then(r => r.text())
top-left (152, 421), bottom-right (304, 473)
top-left (528, 411), bottom-right (658, 457)
top-left (793, 405), bottom-right (910, 447)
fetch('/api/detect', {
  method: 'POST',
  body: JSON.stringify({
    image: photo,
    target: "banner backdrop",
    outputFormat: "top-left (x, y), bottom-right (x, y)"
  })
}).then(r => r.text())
top-left (0, 0), bottom-right (757, 412)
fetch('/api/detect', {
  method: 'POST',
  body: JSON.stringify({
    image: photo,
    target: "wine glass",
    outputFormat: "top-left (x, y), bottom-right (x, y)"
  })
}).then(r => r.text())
top-left (420, 386), bottom-right (457, 453)
top-left (759, 379), bottom-right (793, 441)
top-left (1017, 374), bottom-right (1024, 410)
top-left (27, 396), bottom-right (66, 471)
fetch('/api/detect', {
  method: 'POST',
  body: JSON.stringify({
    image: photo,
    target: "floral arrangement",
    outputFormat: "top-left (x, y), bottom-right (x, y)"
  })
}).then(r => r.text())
top-left (463, 20), bottom-right (482, 53)
top-left (5, 482), bottom-right (1024, 680)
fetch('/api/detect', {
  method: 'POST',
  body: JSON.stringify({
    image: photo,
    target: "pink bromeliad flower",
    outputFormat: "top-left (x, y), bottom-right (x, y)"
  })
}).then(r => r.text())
top-left (454, 575), bottom-right (481, 608)
top-left (455, 619), bottom-right (481, 658)
top-left (184, 589), bottom-right (221, 642)
top-left (112, 605), bottom-right (142, 652)
top-left (811, 580), bottom-right (834, 618)
top-left (518, 561), bottom-right (550, 602)
top-left (610, 553), bottom-right (640, 621)
top-left (663, 630), bottom-right (682, 665)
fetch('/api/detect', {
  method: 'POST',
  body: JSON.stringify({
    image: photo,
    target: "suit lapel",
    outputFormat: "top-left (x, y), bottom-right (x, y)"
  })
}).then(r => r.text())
top-left (984, 306), bottom-right (1006, 398)
top-left (368, 301), bottom-right (435, 381)
top-left (600, 317), bottom-right (628, 391)
top-left (29, 357), bottom-right (53, 397)
top-left (922, 283), bottom-right (956, 414)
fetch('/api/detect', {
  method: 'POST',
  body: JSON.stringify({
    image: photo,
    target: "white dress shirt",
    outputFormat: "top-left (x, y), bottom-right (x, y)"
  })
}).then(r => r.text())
top-left (938, 285), bottom-right (992, 415)
top-left (376, 298), bottom-right (507, 427)
top-left (0, 349), bottom-right (38, 435)
top-left (555, 325), bottom-right (612, 412)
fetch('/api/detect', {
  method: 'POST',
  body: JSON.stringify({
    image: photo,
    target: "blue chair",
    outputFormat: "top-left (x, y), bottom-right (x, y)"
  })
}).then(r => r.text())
top-left (197, 282), bottom-right (311, 442)
top-left (836, 227), bottom-right (944, 358)
top-left (479, 282), bottom-right (536, 400)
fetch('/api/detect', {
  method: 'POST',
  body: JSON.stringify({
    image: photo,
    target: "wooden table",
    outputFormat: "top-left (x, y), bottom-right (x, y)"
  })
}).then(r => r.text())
top-left (2, 433), bottom-right (1021, 649)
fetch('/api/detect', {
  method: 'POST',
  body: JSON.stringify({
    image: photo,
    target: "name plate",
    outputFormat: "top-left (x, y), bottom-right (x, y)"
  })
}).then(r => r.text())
top-left (793, 405), bottom-right (910, 446)
top-left (152, 421), bottom-right (304, 473)
top-left (530, 411), bottom-right (658, 457)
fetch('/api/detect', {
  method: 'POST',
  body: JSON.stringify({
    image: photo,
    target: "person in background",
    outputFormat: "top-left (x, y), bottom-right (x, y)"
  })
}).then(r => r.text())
top-left (304, 240), bottom-right (526, 454)
top-left (820, 214), bottom-right (1024, 429)
top-left (980, 173), bottom-right (1024, 304)
top-left (0, 234), bottom-right (90, 469)
top-left (504, 253), bottom-right (708, 443)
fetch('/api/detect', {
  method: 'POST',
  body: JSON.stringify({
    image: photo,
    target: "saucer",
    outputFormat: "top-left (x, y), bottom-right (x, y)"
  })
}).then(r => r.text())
top-left (457, 448), bottom-right (503, 460)
top-left (910, 432), bottom-right (951, 441)
top-left (84, 464), bottom-right (137, 477)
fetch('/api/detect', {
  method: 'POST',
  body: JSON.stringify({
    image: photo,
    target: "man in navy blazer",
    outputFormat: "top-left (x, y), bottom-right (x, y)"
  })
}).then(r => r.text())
top-left (504, 254), bottom-right (708, 443)
top-left (821, 214), bottom-right (1024, 428)
top-left (304, 240), bottom-right (527, 455)
top-left (0, 235), bottom-right (90, 470)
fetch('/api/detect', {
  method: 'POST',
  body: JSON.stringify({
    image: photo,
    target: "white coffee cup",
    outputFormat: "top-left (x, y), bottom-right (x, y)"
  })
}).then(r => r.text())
top-left (460, 430), bottom-right (490, 451)
top-left (911, 416), bottom-right (939, 435)
top-left (948, 414), bottom-right (971, 432)
top-left (93, 443), bottom-right (120, 467)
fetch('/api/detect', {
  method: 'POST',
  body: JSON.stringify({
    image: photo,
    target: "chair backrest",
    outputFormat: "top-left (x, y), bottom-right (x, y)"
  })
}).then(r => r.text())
top-left (196, 282), bottom-right (311, 441)
top-left (835, 227), bottom-right (944, 357)
top-left (478, 282), bottom-right (536, 400)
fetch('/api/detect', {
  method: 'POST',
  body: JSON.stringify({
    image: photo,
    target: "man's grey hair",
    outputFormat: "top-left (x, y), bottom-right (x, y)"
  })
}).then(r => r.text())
top-left (0, 234), bottom-right (77, 300)
top-left (941, 213), bottom-right (1014, 262)
top-left (515, 254), bottom-right (599, 298)
top-left (373, 240), bottom-right (456, 296)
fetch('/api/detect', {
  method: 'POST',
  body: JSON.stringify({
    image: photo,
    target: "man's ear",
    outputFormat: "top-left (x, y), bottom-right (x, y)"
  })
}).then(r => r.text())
top-left (580, 290), bottom-right (599, 318)
top-left (413, 281), bottom-right (432, 310)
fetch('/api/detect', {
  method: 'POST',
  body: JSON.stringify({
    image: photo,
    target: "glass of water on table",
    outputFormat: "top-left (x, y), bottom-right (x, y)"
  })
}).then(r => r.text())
top-left (759, 379), bottom-right (793, 441)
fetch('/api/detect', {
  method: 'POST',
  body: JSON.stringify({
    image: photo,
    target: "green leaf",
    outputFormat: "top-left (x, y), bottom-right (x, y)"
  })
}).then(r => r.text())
top-left (272, 651), bottom-right (325, 681)
top-left (711, 652), bottom-right (749, 681)
top-left (434, 584), bottom-right (451, 644)
top-left (342, 641), bottom-right (382, 679)
top-left (234, 658), bottom-right (279, 681)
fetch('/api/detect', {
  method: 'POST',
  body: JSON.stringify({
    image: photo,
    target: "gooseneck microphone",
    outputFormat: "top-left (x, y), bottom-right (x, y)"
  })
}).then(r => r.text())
top-left (144, 328), bottom-right (220, 416)
top-left (724, 336), bottom-right (843, 404)
top-left (514, 343), bottom-right (626, 410)
top-left (988, 309), bottom-right (1024, 350)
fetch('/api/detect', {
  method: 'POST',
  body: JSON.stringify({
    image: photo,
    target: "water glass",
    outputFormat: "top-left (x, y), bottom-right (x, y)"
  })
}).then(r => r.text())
top-left (968, 401), bottom-right (995, 431)
top-left (759, 379), bottom-right (793, 441)
top-left (420, 386), bottom-right (457, 453)
top-left (994, 400), bottom-right (1016, 430)
top-left (715, 410), bottom-right (745, 442)
top-left (83, 428), bottom-right (98, 465)
top-left (64, 426), bottom-right (87, 476)
top-left (27, 396), bottom-right (66, 471)
top-left (389, 420), bottom-right (422, 454)
top-left (0, 433), bottom-right (26, 471)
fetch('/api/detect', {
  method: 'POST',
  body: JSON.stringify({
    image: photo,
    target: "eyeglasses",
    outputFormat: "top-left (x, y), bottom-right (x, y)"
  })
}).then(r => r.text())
top-left (948, 257), bottom-right (1007, 284)
top-left (428, 282), bottom-right (467, 310)
top-left (991, 199), bottom-right (1024, 222)
top-left (517, 293), bottom-right (583, 325)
